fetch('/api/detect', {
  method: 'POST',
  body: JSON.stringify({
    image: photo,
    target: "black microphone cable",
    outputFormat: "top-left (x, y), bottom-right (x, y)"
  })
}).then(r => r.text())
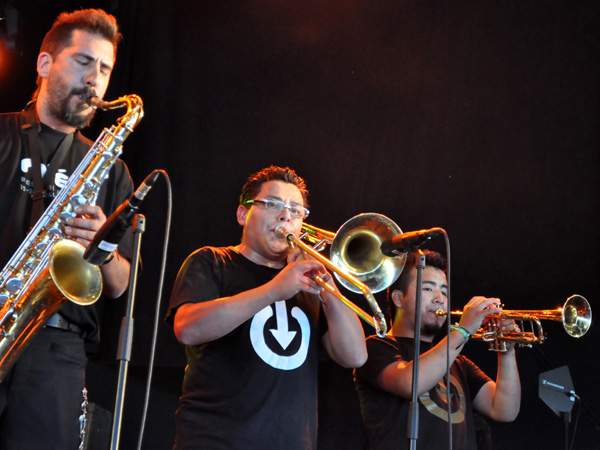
top-left (133, 169), bottom-right (172, 450)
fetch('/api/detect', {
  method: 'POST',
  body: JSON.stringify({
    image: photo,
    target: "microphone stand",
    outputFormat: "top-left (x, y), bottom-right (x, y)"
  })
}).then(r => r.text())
top-left (561, 411), bottom-right (570, 450)
top-left (407, 251), bottom-right (426, 450)
top-left (110, 214), bottom-right (145, 450)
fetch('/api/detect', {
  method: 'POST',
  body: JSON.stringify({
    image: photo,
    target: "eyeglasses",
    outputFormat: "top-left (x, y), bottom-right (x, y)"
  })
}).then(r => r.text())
top-left (244, 199), bottom-right (310, 219)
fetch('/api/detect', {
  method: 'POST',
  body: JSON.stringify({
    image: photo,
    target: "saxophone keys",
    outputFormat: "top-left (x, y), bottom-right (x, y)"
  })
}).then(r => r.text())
top-left (6, 278), bottom-right (23, 294)
top-left (60, 211), bottom-right (76, 221)
top-left (47, 228), bottom-right (63, 239)
top-left (70, 194), bottom-right (87, 208)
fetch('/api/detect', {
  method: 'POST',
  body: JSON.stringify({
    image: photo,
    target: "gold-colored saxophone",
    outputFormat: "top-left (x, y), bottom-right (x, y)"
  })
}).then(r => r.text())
top-left (0, 94), bottom-right (143, 382)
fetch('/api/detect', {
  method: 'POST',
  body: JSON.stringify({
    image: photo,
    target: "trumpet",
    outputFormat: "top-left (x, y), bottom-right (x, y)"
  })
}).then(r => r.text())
top-left (435, 295), bottom-right (592, 352)
top-left (276, 213), bottom-right (406, 337)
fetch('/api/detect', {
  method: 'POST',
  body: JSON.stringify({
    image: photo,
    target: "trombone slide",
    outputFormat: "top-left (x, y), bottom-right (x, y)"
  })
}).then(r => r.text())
top-left (278, 228), bottom-right (388, 337)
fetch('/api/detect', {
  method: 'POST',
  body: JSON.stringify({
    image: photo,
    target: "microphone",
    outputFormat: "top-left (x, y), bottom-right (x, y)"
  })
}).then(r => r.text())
top-left (83, 171), bottom-right (160, 265)
top-left (380, 228), bottom-right (443, 256)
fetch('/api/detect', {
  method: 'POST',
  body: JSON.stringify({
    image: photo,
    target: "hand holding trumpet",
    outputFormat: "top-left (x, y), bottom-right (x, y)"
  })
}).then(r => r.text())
top-left (437, 295), bottom-right (589, 351)
top-left (456, 296), bottom-right (503, 336)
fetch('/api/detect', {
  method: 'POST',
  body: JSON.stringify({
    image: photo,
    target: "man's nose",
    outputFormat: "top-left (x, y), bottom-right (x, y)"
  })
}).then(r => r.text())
top-left (278, 206), bottom-right (292, 221)
top-left (433, 291), bottom-right (445, 303)
top-left (85, 65), bottom-right (100, 87)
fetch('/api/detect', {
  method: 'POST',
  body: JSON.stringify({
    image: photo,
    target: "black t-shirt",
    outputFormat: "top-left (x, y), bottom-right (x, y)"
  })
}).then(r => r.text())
top-left (0, 108), bottom-right (134, 344)
top-left (167, 246), bottom-right (325, 450)
top-left (354, 335), bottom-right (492, 450)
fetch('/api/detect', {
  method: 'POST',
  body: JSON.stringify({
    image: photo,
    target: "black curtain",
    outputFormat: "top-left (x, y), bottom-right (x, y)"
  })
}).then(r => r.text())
top-left (1, 1), bottom-right (598, 449)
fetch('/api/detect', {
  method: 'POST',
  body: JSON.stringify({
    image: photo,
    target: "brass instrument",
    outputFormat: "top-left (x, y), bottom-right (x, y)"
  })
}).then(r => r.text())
top-left (0, 95), bottom-right (144, 381)
top-left (277, 213), bottom-right (406, 337)
top-left (435, 295), bottom-right (592, 351)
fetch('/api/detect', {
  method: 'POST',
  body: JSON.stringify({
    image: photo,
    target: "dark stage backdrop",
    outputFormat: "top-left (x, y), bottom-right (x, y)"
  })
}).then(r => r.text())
top-left (1, 1), bottom-right (599, 449)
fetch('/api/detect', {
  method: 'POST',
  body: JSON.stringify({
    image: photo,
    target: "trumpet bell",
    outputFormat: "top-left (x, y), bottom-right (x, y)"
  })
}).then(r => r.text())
top-left (562, 294), bottom-right (591, 338)
top-left (331, 213), bottom-right (406, 294)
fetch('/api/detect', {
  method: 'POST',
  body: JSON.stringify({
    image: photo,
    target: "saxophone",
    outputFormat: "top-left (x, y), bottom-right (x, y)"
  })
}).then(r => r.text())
top-left (0, 94), bottom-right (143, 382)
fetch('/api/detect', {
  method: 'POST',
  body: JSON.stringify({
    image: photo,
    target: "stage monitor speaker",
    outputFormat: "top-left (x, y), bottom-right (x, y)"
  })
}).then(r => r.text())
top-left (539, 365), bottom-right (576, 422)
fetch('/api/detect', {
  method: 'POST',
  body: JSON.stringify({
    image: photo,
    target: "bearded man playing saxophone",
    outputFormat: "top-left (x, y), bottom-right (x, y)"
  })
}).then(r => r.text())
top-left (0, 9), bottom-right (133, 450)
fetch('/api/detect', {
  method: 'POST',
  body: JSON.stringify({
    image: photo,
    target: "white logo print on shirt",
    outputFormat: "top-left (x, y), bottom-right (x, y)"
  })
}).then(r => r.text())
top-left (20, 158), bottom-right (70, 191)
top-left (250, 300), bottom-right (310, 370)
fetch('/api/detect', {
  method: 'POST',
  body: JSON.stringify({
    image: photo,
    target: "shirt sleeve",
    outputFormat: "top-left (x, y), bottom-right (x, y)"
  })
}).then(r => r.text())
top-left (165, 247), bottom-right (221, 327)
top-left (357, 336), bottom-right (406, 387)
top-left (457, 355), bottom-right (493, 399)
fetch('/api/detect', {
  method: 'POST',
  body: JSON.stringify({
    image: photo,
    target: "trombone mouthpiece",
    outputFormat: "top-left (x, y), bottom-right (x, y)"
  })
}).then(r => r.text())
top-left (275, 224), bottom-right (292, 239)
top-left (435, 309), bottom-right (448, 317)
top-left (274, 225), bottom-right (288, 239)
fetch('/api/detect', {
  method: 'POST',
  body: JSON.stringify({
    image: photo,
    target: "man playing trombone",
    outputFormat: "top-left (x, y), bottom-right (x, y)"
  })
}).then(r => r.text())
top-left (166, 165), bottom-right (367, 450)
top-left (354, 250), bottom-right (521, 450)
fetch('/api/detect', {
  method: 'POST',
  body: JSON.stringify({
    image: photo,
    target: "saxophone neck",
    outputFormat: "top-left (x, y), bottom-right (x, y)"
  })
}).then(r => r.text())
top-left (85, 94), bottom-right (143, 112)
top-left (86, 95), bottom-right (144, 129)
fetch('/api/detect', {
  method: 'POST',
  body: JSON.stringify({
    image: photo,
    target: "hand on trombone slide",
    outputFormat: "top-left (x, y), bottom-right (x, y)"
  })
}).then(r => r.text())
top-left (285, 247), bottom-right (338, 297)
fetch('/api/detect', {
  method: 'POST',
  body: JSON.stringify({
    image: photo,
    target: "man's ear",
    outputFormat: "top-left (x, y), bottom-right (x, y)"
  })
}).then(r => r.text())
top-left (37, 52), bottom-right (52, 79)
top-left (391, 290), bottom-right (403, 309)
top-left (236, 205), bottom-right (248, 226)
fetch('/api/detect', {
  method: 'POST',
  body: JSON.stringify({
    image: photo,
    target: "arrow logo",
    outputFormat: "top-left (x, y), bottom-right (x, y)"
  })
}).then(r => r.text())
top-left (250, 301), bottom-right (310, 371)
top-left (270, 301), bottom-right (297, 350)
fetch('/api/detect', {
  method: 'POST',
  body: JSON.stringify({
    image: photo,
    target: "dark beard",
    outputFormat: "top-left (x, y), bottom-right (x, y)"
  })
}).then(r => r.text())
top-left (46, 77), bottom-right (97, 129)
top-left (423, 321), bottom-right (445, 336)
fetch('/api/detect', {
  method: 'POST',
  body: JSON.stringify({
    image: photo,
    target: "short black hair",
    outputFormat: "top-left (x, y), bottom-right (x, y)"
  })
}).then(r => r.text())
top-left (239, 165), bottom-right (309, 208)
top-left (387, 249), bottom-right (447, 318)
top-left (32, 9), bottom-right (121, 100)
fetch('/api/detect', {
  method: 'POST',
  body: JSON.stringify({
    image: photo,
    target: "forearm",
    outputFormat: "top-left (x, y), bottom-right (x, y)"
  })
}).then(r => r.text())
top-left (99, 252), bottom-right (131, 298)
top-left (380, 329), bottom-right (468, 397)
top-left (489, 349), bottom-right (521, 421)
top-left (321, 291), bottom-right (367, 368)
top-left (174, 281), bottom-right (284, 346)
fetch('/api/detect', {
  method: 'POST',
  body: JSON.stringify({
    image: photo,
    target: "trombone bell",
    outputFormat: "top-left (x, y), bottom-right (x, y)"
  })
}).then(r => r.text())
top-left (291, 213), bottom-right (406, 338)
top-left (330, 213), bottom-right (406, 294)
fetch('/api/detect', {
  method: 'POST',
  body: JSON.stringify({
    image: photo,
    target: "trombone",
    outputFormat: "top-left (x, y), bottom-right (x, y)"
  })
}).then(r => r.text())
top-left (435, 295), bottom-right (592, 351)
top-left (276, 213), bottom-right (406, 337)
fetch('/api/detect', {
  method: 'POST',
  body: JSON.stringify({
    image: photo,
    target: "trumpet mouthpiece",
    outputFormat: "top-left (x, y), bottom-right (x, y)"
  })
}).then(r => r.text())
top-left (435, 309), bottom-right (448, 317)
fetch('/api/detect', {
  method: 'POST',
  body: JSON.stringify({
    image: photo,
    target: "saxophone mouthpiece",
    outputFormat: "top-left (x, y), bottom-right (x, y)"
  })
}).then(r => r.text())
top-left (84, 95), bottom-right (108, 110)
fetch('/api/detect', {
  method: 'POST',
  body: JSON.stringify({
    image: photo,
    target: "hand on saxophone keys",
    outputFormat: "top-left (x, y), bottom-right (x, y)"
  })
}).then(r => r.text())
top-left (65, 205), bottom-right (108, 248)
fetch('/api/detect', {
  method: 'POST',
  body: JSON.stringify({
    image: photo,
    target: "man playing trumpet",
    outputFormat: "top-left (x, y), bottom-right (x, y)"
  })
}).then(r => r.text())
top-left (354, 250), bottom-right (521, 450)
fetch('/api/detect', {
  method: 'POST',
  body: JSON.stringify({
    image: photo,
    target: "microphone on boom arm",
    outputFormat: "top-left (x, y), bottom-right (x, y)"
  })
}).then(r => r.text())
top-left (83, 171), bottom-right (160, 265)
top-left (380, 228), bottom-right (443, 256)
